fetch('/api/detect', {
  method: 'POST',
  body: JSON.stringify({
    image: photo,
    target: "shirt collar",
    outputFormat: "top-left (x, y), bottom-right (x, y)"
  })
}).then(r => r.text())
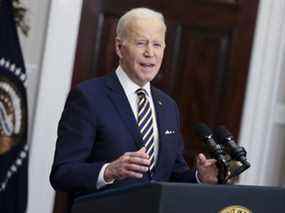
top-left (115, 66), bottom-right (151, 96)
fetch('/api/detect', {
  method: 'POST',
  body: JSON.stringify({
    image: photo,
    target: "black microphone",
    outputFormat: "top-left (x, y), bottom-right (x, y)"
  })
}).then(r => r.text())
top-left (214, 126), bottom-right (250, 169)
top-left (194, 123), bottom-right (229, 168)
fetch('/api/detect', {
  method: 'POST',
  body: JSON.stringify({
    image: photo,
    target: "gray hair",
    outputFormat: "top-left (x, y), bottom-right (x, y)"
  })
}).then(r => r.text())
top-left (116, 8), bottom-right (166, 40)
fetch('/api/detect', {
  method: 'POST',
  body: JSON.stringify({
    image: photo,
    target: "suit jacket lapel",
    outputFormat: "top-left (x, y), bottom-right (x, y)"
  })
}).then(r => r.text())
top-left (105, 73), bottom-right (142, 148)
top-left (151, 87), bottom-right (165, 141)
top-left (151, 87), bottom-right (168, 168)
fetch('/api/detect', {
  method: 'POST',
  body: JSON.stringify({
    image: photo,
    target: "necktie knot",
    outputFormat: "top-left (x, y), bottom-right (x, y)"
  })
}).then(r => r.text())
top-left (136, 88), bottom-right (147, 98)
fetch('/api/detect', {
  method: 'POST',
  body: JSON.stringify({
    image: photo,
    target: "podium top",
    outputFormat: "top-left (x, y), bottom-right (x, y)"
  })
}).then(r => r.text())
top-left (72, 181), bottom-right (285, 213)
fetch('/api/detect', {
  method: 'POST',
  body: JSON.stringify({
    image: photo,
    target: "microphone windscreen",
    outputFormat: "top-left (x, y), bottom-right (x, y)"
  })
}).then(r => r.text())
top-left (193, 123), bottom-right (212, 138)
top-left (214, 126), bottom-right (234, 143)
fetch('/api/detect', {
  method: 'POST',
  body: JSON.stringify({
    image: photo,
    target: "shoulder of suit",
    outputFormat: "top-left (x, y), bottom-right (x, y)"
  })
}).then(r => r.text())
top-left (151, 86), bottom-right (177, 106)
top-left (73, 75), bottom-right (109, 94)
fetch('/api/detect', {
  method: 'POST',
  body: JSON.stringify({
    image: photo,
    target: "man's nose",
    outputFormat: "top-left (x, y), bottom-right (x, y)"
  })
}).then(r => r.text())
top-left (143, 44), bottom-right (154, 57)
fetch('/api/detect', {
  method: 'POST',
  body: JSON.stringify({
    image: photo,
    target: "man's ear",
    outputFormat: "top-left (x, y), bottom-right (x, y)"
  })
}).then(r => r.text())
top-left (115, 38), bottom-right (123, 58)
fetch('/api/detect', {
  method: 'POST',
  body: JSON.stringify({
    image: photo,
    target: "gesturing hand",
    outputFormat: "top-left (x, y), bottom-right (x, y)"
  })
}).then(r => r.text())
top-left (196, 153), bottom-right (218, 184)
top-left (104, 147), bottom-right (150, 182)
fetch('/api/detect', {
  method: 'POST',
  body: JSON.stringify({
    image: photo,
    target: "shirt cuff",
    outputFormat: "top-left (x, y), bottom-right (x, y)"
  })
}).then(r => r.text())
top-left (97, 163), bottom-right (115, 189)
top-left (195, 170), bottom-right (202, 184)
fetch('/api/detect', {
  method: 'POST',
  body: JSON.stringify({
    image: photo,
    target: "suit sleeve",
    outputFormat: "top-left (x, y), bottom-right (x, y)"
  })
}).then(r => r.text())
top-left (169, 102), bottom-right (197, 183)
top-left (50, 88), bottom-right (104, 192)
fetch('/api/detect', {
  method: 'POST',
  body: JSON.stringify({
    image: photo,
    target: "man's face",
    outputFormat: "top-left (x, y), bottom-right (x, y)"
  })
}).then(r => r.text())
top-left (116, 18), bottom-right (166, 86)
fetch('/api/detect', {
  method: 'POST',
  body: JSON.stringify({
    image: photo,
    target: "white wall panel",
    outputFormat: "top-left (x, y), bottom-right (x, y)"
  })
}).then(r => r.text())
top-left (26, 1), bottom-right (83, 213)
top-left (239, 0), bottom-right (285, 186)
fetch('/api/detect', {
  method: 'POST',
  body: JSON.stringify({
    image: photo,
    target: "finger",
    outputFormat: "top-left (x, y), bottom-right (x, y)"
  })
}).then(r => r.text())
top-left (128, 150), bottom-right (149, 159)
top-left (197, 154), bottom-right (217, 166)
top-left (207, 159), bottom-right (217, 165)
top-left (209, 177), bottom-right (218, 184)
top-left (125, 163), bottom-right (149, 173)
top-left (203, 159), bottom-right (217, 167)
top-left (127, 156), bottom-right (151, 166)
top-left (124, 170), bottom-right (144, 179)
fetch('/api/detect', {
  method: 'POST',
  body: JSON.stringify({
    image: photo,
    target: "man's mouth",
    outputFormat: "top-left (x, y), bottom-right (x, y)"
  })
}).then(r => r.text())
top-left (140, 63), bottom-right (155, 68)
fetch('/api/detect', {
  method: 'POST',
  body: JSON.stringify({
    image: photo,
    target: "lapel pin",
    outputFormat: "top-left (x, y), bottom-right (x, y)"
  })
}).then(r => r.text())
top-left (158, 101), bottom-right (163, 106)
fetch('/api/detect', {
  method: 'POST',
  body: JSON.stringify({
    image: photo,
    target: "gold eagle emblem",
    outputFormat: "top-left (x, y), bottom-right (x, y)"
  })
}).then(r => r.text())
top-left (219, 205), bottom-right (252, 213)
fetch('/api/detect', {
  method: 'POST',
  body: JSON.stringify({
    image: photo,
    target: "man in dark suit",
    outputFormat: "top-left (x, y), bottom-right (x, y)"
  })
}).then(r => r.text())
top-left (50, 7), bottom-right (218, 200)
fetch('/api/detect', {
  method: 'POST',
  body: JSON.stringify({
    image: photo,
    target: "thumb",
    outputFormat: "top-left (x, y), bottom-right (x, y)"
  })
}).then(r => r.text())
top-left (137, 147), bottom-right (146, 153)
top-left (197, 153), bottom-right (207, 165)
top-left (137, 147), bottom-right (149, 158)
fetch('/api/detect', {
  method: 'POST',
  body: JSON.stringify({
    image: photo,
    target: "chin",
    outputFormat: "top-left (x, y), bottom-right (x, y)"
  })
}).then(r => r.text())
top-left (145, 76), bottom-right (156, 83)
top-left (136, 70), bottom-right (158, 83)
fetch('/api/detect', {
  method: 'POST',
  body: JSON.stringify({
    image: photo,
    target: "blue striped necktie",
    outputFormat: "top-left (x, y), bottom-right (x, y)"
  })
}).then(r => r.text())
top-left (136, 88), bottom-right (155, 171)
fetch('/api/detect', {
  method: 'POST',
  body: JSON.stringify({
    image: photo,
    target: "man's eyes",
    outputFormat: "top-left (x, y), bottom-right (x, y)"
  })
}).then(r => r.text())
top-left (135, 41), bottom-right (163, 48)
top-left (136, 41), bottom-right (146, 47)
top-left (153, 43), bottom-right (162, 48)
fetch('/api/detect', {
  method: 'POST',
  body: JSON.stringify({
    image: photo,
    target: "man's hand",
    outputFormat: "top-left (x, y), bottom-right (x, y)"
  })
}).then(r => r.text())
top-left (104, 147), bottom-right (150, 182)
top-left (196, 153), bottom-right (218, 184)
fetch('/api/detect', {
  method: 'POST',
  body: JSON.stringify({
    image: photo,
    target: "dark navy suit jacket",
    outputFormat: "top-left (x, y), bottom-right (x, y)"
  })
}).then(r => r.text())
top-left (50, 72), bottom-right (196, 199)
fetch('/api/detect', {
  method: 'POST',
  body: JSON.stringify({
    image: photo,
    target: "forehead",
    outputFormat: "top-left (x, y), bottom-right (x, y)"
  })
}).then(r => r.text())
top-left (125, 18), bottom-right (166, 41)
